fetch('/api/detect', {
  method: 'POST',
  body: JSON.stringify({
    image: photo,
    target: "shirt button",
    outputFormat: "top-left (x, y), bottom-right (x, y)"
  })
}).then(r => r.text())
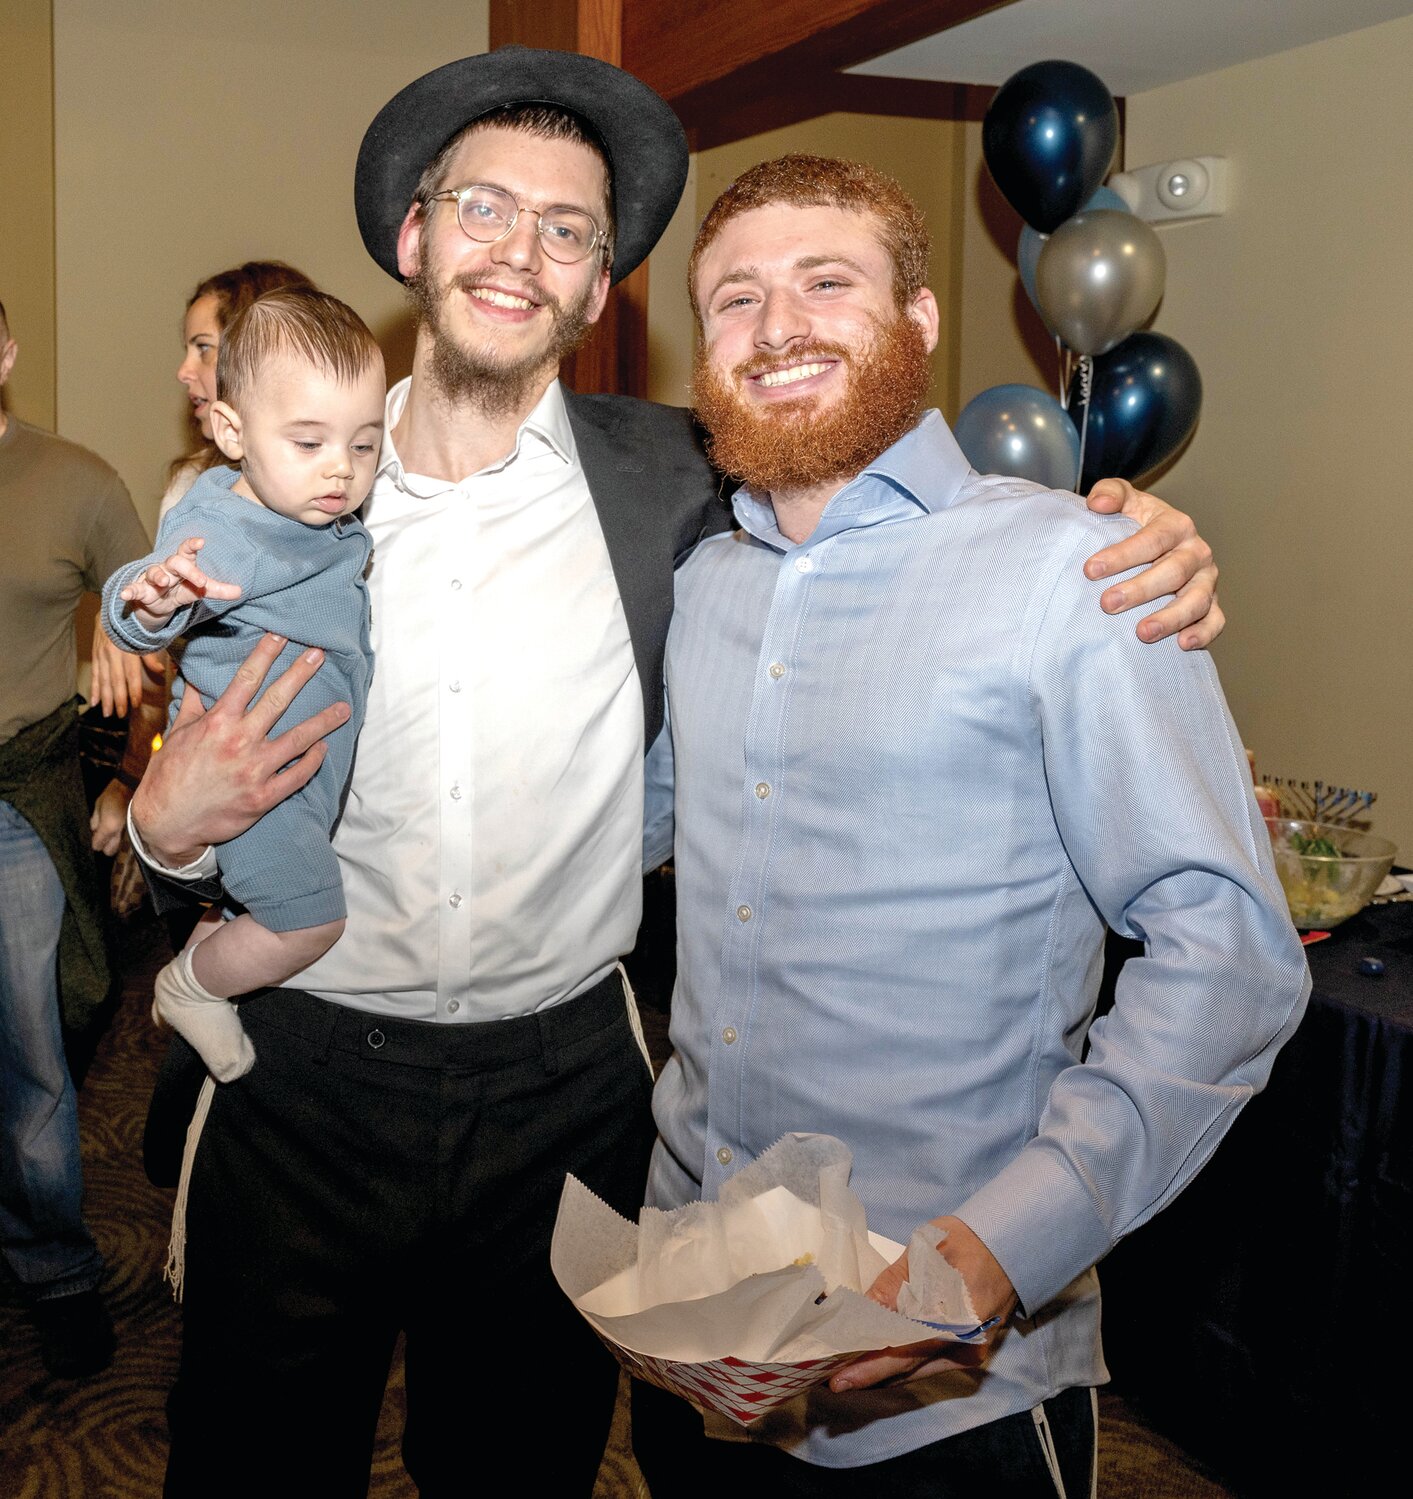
top-left (449, 783), bottom-right (462, 801)
top-left (736, 904), bottom-right (752, 922)
top-left (794, 556), bottom-right (814, 574)
top-left (768, 662), bottom-right (786, 679)
top-left (721, 1027), bottom-right (737, 1045)
top-left (450, 578), bottom-right (462, 590)
top-left (754, 782), bottom-right (771, 799)
top-left (447, 1000), bottom-right (460, 1015)
top-left (448, 680), bottom-right (461, 693)
top-left (448, 892), bottom-right (463, 909)
top-left (716, 1146), bottom-right (733, 1166)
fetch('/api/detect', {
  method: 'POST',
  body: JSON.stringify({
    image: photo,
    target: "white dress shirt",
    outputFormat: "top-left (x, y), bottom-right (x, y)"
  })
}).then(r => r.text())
top-left (140, 377), bottom-right (644, 1022)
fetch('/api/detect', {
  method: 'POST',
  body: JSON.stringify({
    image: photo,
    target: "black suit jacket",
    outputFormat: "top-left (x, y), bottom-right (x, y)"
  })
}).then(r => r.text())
top-left (564, 390), bottom-right (731, 751)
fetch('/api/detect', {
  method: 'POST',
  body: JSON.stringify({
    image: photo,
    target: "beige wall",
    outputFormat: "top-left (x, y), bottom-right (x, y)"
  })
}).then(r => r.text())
top-left (1121, 16), bottom-right (1413, 854)
top-left (956, 118), bottom-right (1057, 412)
top-left (647, 113), bottom-right (967, 416)
top-left (52, 0), bottom-right (490, 535)
top-left (0, 0), bottom-right (58, 430)
top-left (954, 19), bottom-right (1413, 855)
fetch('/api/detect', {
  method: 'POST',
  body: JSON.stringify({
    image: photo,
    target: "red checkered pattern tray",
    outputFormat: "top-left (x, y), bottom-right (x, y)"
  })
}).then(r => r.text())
top-left (605, 1339), bottom-right (853, 1426)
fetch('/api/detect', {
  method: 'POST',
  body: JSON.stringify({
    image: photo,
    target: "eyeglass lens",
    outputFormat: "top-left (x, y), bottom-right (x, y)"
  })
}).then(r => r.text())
top-left (456, 186), bottom-right (596, 263)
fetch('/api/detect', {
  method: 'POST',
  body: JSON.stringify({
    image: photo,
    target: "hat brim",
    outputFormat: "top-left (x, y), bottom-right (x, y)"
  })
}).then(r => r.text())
top-left (356, 47), bottom-right (688, 288)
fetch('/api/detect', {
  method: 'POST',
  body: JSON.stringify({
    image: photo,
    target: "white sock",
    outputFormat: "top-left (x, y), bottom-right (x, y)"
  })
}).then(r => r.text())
top-left (152, 947), bottom-right (255, 1083)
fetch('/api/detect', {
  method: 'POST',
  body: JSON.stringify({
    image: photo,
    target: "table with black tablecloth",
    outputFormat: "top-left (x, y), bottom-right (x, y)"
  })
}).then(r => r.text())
top-left (1098, 900), bottom-right (1413, 1496)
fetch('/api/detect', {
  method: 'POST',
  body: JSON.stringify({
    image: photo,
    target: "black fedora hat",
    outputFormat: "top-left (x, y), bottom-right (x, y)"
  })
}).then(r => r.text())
top-left (356, 46), bottom-right (688, 287)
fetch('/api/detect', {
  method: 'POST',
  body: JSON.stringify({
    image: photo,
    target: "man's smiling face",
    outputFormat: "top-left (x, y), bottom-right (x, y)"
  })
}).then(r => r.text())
top-left (691, 201), bottom-right (938, 495)
top-left (397, 124), bottom-right (611, 412)
top-left (695, 202), bottom-right (901, 410)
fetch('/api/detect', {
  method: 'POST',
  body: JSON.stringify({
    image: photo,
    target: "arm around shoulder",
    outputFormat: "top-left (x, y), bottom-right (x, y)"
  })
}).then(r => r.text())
top-left (1083, 479), bottom-right (1222, 649)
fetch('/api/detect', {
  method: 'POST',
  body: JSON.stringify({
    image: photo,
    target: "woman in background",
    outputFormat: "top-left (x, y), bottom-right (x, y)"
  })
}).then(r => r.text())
top-left (163, 261), bottom-right (315, 522)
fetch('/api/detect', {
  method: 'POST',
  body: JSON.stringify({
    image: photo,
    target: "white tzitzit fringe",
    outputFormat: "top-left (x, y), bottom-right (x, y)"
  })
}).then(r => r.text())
top-left (163, 1074), bottom-right (216, 1302)
top-left (617, 961), bottom-right (654, 1077)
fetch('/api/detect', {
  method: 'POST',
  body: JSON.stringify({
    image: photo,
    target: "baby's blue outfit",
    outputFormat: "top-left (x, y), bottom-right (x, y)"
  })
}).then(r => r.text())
top-left (103, 465), bottom-right (372, 931)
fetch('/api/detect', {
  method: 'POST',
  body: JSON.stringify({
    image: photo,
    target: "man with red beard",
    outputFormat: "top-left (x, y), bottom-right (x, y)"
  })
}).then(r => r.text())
top-left (632, 156), bottom-right (1309, 1496)
top-left (128, 52), bottom-right (1224, 1495)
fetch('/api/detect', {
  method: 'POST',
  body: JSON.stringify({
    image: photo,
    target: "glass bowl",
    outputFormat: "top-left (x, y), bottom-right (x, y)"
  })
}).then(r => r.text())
top-left (1265, 819), bottom-right (1397, 930)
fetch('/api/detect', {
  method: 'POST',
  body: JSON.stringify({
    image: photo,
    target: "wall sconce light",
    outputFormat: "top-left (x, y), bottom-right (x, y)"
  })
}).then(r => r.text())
top-left (1110, 157), bottom-right (1230, 225)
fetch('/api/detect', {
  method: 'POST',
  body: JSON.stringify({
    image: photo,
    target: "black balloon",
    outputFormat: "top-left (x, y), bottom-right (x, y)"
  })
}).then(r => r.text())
top-left (1068, 332), bottom-right (1203, 492)
top-left (983, 61), bottom-right (1119, 233)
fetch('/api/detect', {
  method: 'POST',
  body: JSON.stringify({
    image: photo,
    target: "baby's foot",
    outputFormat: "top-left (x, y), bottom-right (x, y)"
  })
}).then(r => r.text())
top-left (152, 948), bottom-right (255, 1082)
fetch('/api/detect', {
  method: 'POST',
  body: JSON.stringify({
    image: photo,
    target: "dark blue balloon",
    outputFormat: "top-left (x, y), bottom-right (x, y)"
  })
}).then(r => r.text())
top-left (984, 61), bottom-right (1119, 233)
top-left (1068, 333), bottom-right (1203, 491)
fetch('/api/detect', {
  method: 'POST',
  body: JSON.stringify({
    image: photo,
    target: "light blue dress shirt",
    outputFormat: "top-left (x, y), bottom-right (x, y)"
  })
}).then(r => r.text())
top-left (643, 410), bottom-right (1310, 1467)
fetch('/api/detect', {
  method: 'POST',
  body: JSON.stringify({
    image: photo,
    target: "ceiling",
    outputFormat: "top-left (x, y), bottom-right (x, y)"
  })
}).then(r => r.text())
top-left (849, 0), bottom-right (1413, 95)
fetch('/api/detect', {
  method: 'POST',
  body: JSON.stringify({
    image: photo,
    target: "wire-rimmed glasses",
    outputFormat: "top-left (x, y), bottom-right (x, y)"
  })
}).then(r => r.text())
top-left (426, 184), bottom-right (601, 265)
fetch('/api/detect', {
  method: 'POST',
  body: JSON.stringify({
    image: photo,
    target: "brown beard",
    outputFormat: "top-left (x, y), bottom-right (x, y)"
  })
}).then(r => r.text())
top-left (406, 262), bottom-right (597, 418)
top-left (691, 313), bottom-right (932, 495)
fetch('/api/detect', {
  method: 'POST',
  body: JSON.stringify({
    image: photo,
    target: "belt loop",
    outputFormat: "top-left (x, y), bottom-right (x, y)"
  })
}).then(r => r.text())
top-left (312, 998), bottom-right (340, 1064)
top-left (537, 1010), bottom-right (560, 1078)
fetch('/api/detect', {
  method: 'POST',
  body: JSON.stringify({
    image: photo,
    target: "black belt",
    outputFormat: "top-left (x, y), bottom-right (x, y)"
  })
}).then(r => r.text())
top-left (238, 969), bottom-right (627, 1073)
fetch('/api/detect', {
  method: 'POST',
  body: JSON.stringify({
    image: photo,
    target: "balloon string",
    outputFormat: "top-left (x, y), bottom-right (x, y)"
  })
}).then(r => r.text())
top-left (1075, 355), bottom-right (1093, 492)
top-left (1057, 336), bottom-right (1067, 409)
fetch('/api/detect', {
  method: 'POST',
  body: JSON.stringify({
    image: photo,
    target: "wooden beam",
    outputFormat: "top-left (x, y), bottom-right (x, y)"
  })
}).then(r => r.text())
top-left (489, 0), bottom-right (577, 52)
top-left (576, 0), bottom-right (622, 65)
top-left (691, 76), bottom-right (992, 152)
top-left (624, 0), bottom-right (1010, 124)
top-left (490, 0), bottom-right (624, 59)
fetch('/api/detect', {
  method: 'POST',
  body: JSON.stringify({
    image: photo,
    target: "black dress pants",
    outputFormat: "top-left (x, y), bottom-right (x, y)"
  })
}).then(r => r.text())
top-left (632, 1377), bottom-right (1096, 1499)
top-left (164, 974), bottom-right (655, 1498)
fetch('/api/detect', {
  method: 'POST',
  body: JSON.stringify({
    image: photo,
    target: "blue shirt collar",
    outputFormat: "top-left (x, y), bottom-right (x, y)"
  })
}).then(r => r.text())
top-left (731, 409), bottom-right (974, 551)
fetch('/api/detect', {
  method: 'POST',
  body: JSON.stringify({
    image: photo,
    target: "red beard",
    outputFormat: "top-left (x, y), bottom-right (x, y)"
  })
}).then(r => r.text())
top-left (692, 313), bottom-right (932, 494)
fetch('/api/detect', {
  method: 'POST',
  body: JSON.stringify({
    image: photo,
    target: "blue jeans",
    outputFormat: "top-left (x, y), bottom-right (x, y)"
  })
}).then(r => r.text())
top-left (0, 799), bottom-right (103, 1299)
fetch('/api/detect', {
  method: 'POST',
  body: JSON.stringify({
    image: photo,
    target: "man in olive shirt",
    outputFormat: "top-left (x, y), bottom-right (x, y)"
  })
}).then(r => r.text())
top-left (0, 298), bottom-right (149, 1376)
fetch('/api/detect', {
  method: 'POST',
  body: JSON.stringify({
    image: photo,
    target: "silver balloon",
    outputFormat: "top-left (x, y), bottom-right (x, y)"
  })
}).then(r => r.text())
top-left (954, 385), bottom-right (1081, 490)
top-left (1035, 209), bottom-right (1166, 357)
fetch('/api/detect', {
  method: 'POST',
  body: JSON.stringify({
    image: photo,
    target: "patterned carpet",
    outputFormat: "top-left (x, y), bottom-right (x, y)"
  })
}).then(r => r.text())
top-left (1, 912), bottom-right (1239, 1498)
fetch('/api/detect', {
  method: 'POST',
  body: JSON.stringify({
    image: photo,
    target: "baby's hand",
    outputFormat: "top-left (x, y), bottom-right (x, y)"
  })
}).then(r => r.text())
top-left (121, 538), bottom-right (241, 625)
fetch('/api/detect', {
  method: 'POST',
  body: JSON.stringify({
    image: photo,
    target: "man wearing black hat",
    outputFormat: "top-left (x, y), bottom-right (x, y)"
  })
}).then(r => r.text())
top-left (137, 50), bottom-right (728, 1499)
top-left (130, 48), bottom-right (1222, 1498)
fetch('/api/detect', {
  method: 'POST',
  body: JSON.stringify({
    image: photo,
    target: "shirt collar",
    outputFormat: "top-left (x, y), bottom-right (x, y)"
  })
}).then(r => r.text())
top-left (376, 376), bottom-right (575, 496)
top-left (731, 409), bottom-right (974, 550)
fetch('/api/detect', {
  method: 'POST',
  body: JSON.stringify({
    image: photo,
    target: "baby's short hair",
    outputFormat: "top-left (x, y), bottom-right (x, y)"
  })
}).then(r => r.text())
top-left (217, 286), bottom-right (382, 410)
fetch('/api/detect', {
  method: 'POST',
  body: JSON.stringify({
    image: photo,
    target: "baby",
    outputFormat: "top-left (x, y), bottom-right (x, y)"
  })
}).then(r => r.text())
top-left (103, 286), bottom-right (383, 1081)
